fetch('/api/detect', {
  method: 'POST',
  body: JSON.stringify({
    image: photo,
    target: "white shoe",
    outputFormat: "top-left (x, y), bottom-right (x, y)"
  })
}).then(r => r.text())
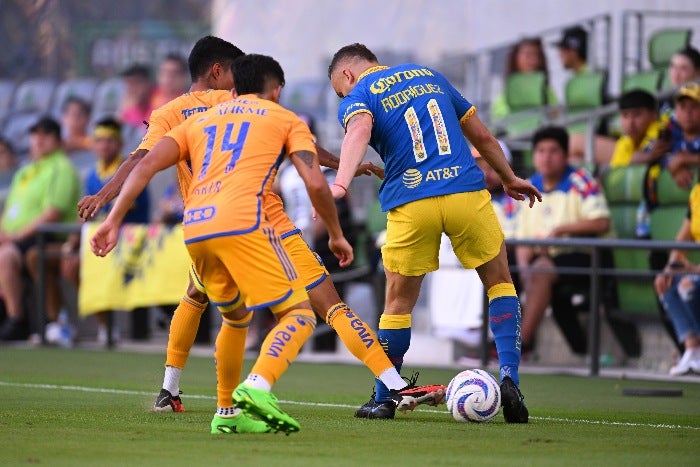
top-left (669, 348), bottom-right (700, 376)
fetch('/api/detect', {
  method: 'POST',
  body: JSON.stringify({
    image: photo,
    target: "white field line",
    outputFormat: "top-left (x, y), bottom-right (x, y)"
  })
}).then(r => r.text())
top-left (1, 380), bottom-right (698, 431)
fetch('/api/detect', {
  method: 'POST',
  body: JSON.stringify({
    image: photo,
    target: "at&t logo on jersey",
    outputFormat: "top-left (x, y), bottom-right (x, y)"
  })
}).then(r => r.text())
top-left (402, 166), bottom-right (461, 189)
top-left (184, 206), bottom-right (216, 224)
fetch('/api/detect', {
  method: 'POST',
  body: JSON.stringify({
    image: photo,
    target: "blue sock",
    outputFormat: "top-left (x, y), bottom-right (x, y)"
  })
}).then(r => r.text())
top-left (489, 295), bottom-right (521, 385)
top-left (374, 314), bottom-right (411, 402)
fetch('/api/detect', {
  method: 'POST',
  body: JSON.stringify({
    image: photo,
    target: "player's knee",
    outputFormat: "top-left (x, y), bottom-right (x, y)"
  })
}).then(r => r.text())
top-left (186, 281), bottom-right (208, 305)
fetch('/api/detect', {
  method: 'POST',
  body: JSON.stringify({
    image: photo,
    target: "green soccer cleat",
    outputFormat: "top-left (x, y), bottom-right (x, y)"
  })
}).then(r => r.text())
top-left (210, 413), bottom-right (272, 434)
top-left (232, 384), bottom-right (301, 435)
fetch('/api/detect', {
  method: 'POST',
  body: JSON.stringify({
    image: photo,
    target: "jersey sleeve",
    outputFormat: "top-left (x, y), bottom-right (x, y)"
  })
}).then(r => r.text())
top-left (165, 121), bottom-right (191, 162)
top-left (337, 94), bottom-right (373, 131)
top-left (136, 106), bottom-right (173, 152)
top-left (571, 170), bottom-right (610, 220)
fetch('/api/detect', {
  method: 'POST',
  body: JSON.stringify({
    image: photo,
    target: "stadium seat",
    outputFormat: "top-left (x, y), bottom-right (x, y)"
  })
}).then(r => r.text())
top-left (621, 70), bottom-right (662, 93)
top-left (49, 78), bottom-right (99, 118)
top-left (648, 28), bottom-right (692, 69)
top-left (0, 79), bottom-right (16, 124)
top-left (91, 78), bottom-right (125, 123)
top-left (564, 71), bottom-right (607, 134)
top-left (1, 111), bottom-right (40, 156)
top-left (11, 79), bottom-right (57, 114)
top-left (505, 72), bottom-right (548, 111)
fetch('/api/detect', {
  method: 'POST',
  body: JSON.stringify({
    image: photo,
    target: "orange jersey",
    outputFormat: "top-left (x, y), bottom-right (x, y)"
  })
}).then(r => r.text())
top-left (266, 192), bottom-right (297, 238)
top-left (167, 94), bottom-right (317, 243)
top-left (137, 89), bottom-right (234, 199)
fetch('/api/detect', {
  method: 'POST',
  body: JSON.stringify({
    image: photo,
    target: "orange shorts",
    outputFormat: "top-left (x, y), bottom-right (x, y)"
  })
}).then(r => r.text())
top-left (186, 226), bottom-right (308, 313)
top-left (282, 233), bottom-right (329, 292)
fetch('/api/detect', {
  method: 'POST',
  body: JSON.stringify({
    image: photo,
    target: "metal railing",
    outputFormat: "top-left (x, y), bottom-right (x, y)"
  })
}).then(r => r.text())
top-left (33, 224), bottom-right (700, 377)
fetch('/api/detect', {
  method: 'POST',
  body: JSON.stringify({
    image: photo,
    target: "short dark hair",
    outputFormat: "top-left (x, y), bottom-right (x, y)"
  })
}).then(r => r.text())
top-left (188, 35), bottom-right (245, 81)
top-left (162, 53), bottom-right (188, 74)
top-left (29, 116), bottom-right (61, 138)
top-left (62, 96), bottom-right (91, 116)
top-left (674, 46), bottom-right (700, 70)
top-left (618, 89), bottom-right (657, 111)
top-left (328, 43), bottom-right (378, 79)
top-left (121, 63), bottom-right (151, 79)
top-left (232, 54), bottom-right (285, 95)
top-left (532, 126), bottom-right (569, 154)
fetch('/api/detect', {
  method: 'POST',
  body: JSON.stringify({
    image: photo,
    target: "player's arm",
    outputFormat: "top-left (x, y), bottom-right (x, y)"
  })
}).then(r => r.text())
top-left (316, 142), bottom-right (384, 179)
top-left (461, 113), bottom-right (542, 207)
top-left (90, 138), bottom-right (180, 257)
top-left (77, 148), bottom-right (149, 220)
top-left (330, 113), bottom-right (374, 199)
top-left (290, 149), bottom-right (353, 267)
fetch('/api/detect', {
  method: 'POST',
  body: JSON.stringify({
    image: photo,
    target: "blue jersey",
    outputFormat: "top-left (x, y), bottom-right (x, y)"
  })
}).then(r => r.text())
top-left (85, 156), bottom-right (150, 223)
top-left (337, 64), bottom-right (485, 211)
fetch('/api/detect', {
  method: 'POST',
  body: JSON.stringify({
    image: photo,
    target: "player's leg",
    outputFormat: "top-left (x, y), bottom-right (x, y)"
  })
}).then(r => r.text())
top-left (223, 228), bottom-right (315, 433)
top-left (154, 271), bottom-right (208, 412)
top-left (367, 197), bottom-right (443, 416)
top-left (447, 190), bottom-right (528, 423)
top-left (185, 239), bottom-right (271, 434)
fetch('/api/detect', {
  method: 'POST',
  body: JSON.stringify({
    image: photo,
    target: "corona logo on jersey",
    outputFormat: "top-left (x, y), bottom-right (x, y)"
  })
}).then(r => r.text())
top-left (402, 166), bottom-right (462, 189)
top-left (369, 67), bottom-right (435, 94)
top-left (183, 206), bottom-right (216, 225)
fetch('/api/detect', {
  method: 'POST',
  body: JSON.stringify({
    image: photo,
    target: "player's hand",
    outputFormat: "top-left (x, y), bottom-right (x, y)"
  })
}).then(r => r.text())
top-left (355, 162), bottom-right (385, 180)
top-left (672, 167), bottom-right (694, 190)
top-left (89, 220), bottom-right (119, 257)
top-left (78, 194), bottom-right (107, 221)
top-left (654, 272), bottom-right (673, 295)
top-left (328, 235), bottom-right (354, 267)
top-left (503, 177), bottom-right (542, 208)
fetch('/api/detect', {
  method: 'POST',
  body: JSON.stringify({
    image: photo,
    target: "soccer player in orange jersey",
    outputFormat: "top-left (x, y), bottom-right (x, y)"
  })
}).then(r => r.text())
top-left (90, 54), bottom-right (354, 434)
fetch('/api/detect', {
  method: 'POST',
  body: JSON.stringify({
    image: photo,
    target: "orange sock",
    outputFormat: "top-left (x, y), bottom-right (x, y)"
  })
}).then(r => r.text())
top-left (165, 296), bottom-right (207, 369)
top-left (215, 312), bottom-right (251, 408)
top-left (326, 303), bottom-right (393, 377)
top-left (250, 308), bottom-right (316, 385)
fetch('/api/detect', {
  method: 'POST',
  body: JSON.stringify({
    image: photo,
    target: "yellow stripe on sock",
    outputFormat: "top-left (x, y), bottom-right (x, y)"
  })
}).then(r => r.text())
top-left (378, 313), bottom-right (412, 330)
top-left (487, 283), bottom-right (517, 302)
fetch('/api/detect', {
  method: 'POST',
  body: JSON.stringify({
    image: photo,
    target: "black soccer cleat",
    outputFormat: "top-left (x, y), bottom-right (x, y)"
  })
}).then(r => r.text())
top-left (500, 377), bottom-right (529, 423)
top-left (354, 396), bottom-right (396, 419)
top-left (153, 388), bottom-right (186, 413)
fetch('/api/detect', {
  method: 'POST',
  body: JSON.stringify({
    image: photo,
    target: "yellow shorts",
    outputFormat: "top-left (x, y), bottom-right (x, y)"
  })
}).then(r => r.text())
top-left (186, 226), bottom-right (308, 313)
top-left (382, 190), bottom-right (504, 276)
top-left (282, 233), bottom-right (329, 291)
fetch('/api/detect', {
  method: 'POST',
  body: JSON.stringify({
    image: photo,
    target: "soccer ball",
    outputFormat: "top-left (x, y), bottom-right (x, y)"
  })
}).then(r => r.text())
top-left (446, 369), bottom-right (501, 423)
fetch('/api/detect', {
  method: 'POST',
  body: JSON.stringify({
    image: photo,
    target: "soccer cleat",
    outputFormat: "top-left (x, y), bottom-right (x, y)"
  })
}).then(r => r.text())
top-left (354, 395), bottom-right (396, 419)
top-left (500, 376), bottom-right (529, 423)
top-left (210, 413), bottom-right (272, 434)
top-left (153, 388), bottom-right (186, 413)
top-left (232, 383), bottom-right (300, 435)
top-left (389, 376), bottom-right (447, 413)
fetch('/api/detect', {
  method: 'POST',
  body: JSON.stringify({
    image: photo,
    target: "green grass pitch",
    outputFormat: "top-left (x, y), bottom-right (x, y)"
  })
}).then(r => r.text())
top-left (0, 347), bottom-right (698, 466)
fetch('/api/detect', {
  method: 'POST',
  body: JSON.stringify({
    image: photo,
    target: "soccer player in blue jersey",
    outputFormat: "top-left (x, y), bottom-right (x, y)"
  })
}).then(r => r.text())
top-left (327, 43), bottom-right (542, 423)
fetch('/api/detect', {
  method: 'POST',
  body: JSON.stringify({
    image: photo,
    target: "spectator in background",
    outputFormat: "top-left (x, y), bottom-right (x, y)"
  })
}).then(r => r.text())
top-left (490, 37), bottom-right (558, 120)
top-left (515, 127), bottom-right (611, 354)
top-left (60, 96), bottom-right (92, 154)
top-left (608, 89), bottom-right (670, 169)
top-left (151, 53), bottom-right (190, 110)
top-left (653, 177), bottom-right (700, 376)
top-left (0, 117), bottom-right (80, 342)
top-left (554, 26), bottom-right (589, 75)
top-left (0, 137), bottom-right (18, 173)
top-left (119, 64), bottom-right (154, 130)
top-left (61, 117), bottom-right (150, 344)
top-left (665, 82), bottom-right (700, 189)
top-left (660, 46), bottom-right (700, 115)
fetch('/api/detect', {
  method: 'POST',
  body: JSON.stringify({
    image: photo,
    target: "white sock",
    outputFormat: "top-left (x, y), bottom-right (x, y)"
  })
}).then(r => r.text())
top-left (216, 406), bottom-right (242, 417)
top-left (379, 368), bottom-right (408, 390)
top-left (244, 374), bottom-right (271, 391)
top-left (162, 366), bottom-right (182, 395)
